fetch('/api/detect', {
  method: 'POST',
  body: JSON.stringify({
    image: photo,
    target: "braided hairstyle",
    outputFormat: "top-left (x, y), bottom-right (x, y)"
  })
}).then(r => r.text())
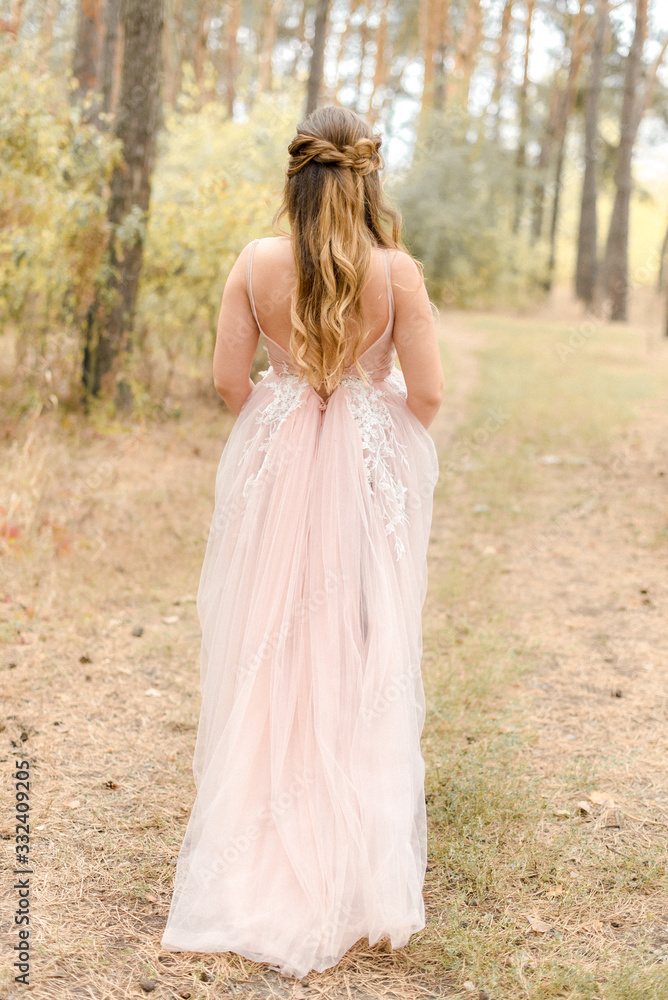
top-left (274, 105), bottom-right (407, 395)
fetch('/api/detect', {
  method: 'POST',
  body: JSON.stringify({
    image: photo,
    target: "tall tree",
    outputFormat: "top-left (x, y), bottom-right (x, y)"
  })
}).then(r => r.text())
top-left (354, 5), bottom-right (371, 112)
top-left (603, 0), bottom-right (648, 321)
top-left (82, 0), bottom-right (165, 408)
top-left (224, 0), bottom-right (241, 118)
top-left (575, 0), bottom-right (608, 305)
top-left (368, 0), bottom-right (389, 124)
top-left (101, 0), bottom-right (122, 117)
top-left (288, 0), bottom-right (308, 78)
top-left (417, 0), bottom-right (449, 147)
top-left (163, 0), bottom-right (184, 107)
top-left (450, 0), bottom-right (483, 110)
top-left (305, 0), bottom-right (331, 117)
top-left (259, 0), bottom-right (283, 93)
top-left (513, 0), bottom-right (535, 233)
top-left (486, 0), bottom-right (514, 137)
top-left (71, 0), bottom-right (104, 105)
top-left (193, 0), bottom-right (211, 105)
top-left (530, 0), bottom-right (589, 245)
top-left (38, 0), bottom-right (59, 72)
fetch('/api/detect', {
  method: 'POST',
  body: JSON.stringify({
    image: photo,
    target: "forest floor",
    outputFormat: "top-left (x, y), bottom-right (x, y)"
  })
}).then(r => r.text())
top-left (0, 293), bottom-right (667, 1000)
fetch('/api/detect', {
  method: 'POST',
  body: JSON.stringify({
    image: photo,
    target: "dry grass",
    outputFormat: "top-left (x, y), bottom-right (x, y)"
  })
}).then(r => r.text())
top-left (0, 292), bottom-right (667, 999)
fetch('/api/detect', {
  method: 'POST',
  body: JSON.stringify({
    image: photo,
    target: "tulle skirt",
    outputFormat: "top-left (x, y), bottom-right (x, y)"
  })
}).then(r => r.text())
top-left (160, 365), bottom-right (439, 977)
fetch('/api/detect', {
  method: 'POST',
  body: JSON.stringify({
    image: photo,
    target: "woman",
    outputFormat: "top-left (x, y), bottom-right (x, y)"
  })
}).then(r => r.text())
top-left (161, 105), bottom-right (443, 978)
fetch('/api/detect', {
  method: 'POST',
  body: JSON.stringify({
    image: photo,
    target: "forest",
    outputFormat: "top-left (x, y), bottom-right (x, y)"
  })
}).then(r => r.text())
top-left (1, 4), bottom-right (668, 1000)
top-left (1, 0), bottom-right (667, 415)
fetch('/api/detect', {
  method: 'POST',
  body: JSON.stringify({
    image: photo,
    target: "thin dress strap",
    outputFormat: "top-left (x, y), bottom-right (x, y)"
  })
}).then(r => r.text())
top-left (246, 238), bottom-right (265, 336)
top-left (247, 238), bottom-right (394, 342)
top-left (383, 249), bottom-right (395, 333)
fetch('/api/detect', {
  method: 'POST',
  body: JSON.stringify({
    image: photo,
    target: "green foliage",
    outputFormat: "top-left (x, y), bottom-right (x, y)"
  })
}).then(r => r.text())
top-left (0, 48), bottom-right (121, 409)
top-left (138, 90), bottom-right (300, 382)
top-left (393, 115), bottom-right (549, 308)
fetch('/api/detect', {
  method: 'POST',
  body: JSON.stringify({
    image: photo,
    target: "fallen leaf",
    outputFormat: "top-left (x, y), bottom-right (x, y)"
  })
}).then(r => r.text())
top-left (162, 615), bottom-right (179, 625)
top-left (588, 790), bottom-right (615, 807)
top-left (65, 799), bottom-right (80, 809)
top-left (576, 800), bottom-right (592, 815)
top-left (144, 688), bottom-right (162, 697)
top-left (526, 914), bottom-right (554, 934)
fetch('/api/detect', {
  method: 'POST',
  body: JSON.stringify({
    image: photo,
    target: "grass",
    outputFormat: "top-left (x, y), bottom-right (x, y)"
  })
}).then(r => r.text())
top-left (1, 295), bottom-right (667, 998)
top-left (416, 308), bottom-right (668, 997)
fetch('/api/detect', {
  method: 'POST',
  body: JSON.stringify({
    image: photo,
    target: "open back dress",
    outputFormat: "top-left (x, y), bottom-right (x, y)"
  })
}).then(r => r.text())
top-left (160, 239), bottom-right (440, 977)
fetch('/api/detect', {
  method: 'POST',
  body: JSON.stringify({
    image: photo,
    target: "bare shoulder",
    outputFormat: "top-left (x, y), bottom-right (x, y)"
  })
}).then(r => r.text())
top-left (387, 249), bottom-right (425, 298)
top-left (256, 235), bottom-right (292, 259)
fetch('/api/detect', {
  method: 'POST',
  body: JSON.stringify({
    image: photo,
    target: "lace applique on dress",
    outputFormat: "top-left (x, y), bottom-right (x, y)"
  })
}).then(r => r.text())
top-left (241, 367), bottom-right (307, 502)
top-left (384, 366), bottom-right (408, 399)
top-left (342, 374), bottom-right (410, 560)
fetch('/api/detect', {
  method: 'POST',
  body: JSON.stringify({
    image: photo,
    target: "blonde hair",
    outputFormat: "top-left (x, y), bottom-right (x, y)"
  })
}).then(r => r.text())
top-left (274, 106), bottom-right (408, 395)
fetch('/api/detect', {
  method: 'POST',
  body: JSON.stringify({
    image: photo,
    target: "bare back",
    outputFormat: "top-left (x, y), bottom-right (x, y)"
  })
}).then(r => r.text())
top-left (247, 236), bottom-right (394, 373)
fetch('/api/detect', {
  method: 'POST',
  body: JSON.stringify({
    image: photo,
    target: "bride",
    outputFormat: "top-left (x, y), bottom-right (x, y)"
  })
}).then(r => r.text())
top-left (160, 104), bottom-right (443, 979)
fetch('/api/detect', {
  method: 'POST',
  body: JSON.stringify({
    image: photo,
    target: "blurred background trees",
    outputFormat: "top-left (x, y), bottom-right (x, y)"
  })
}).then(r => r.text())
top-left (1, 0), bottom-right (667, 417)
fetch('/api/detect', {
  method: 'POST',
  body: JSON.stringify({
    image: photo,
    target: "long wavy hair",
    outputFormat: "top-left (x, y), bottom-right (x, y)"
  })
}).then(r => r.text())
top-left (274, 105), bottom-right (408, 394)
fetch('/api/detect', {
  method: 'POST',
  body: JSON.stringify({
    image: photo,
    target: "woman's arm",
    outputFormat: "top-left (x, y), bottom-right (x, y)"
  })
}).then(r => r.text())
top-left (391, 252), bottom-right (444, 429)
top-left (212, 243), bottom-right (260, 415)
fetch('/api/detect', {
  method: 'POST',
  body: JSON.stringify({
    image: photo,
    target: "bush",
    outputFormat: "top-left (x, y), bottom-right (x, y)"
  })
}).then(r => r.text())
top-left (392, 116), bottom-right (548, 308)
top-left (0, 47), bottom-right (120, 410)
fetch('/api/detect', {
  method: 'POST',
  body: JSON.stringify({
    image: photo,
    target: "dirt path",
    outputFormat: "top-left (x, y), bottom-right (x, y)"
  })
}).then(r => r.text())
top-left (1, 307), bottom-right (667, 999)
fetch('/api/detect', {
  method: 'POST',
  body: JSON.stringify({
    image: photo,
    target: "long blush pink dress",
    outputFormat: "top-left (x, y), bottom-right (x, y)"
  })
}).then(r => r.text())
top-left (160, 239), bottom-right (439, 977)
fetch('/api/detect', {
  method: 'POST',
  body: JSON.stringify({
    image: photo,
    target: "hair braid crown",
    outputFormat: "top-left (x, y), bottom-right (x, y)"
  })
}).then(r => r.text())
top-left (286, 133), bottom-right (383, 177)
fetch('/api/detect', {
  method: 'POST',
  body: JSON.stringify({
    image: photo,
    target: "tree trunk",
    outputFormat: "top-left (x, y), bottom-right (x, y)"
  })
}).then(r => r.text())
top-left (512, 0), bottom-right (534, 233)
top-left (603, 0), bottom-right (648, 322)
top-left (450, 0), bottom-right (482, 110)
top-left (82, 0), bottom-right (165, 409)
top-left (224, 0), bottom-right (241, 118)
top-left (100, 0), bottom-right (122, 117)
top-left (420, 0), bottom-right (436, 113)
top-left (658, 224), bottom-right (668, 293)
top-left (575, 0), bottom-right (607, 305)
top-left (355, 9), bottom-right (371, 112)
top-left (417, 0), bottom-right (449, 144)
top-left (288, 0), bottom-right (308, 78)
top-left (110, 17), bottom-right (124, 115)
top-left (486, 0), bottom-right (513, 136)
top-left (71, 0), bottom-right (104, 104)
top-left (368, 1), bottom-right (389, 124)
top-left (530, 0), bottom-right (588, 245)
top-left (193, 0), bottom-right (211, 105)
top-left (163, 0), bottom-right (184, 107)
top-left (258, 0), bottom-right (283, 93)
top-left (305, 0), bottom-right (331, 117)
top-left (38, 0), bottom-right (59, 72)
top-left (432, 0), bottom-right (450, 112)
top-left (420, 0), bottom-right (449, 112)
top-left (545, 124), bottom-right (567, 290)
